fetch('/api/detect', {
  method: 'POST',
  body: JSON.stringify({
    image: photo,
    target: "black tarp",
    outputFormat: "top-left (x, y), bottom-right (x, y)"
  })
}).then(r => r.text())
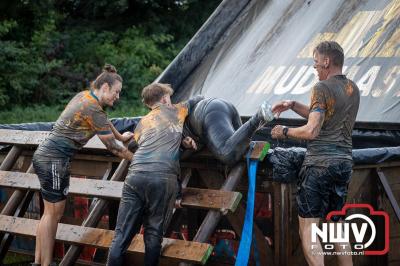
top-left (0, 117), bottom-right (140, 133)
top-left (267, 146), bottom-right (400, 183)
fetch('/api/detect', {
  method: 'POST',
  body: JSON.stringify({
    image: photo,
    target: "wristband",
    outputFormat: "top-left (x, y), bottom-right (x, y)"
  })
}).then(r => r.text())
top-left (282, 126), bottom-right (289, 138)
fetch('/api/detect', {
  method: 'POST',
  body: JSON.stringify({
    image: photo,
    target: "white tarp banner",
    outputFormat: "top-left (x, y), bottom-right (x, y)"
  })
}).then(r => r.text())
top-left (172, 0), bottom-right (400, 123)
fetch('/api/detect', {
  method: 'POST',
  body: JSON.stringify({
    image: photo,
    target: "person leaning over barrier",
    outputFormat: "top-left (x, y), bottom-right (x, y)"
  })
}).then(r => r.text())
top-left (271, 41), bottom-right (360, 266)
top-left (31, 64), bottom-right (133, 266)
top-left (107, 83), bottom-right (201, 266)
top-left (182, 98), bottom-right (275, 165)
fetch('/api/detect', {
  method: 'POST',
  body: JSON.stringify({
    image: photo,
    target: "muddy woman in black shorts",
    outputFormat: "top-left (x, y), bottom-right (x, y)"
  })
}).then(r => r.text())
top-left (32, 64), bottom-right (133, 266)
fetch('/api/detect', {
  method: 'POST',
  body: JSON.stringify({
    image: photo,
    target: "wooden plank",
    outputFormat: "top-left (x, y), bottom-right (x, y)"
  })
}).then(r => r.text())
top-left (0, 215), bottom-right (212, 264)
top-left (0, 171), bottom-right (241, 211)
top-left (182, 187), bottom-right (241, 212)
top-left (0, 129), bottom-right (106, 151)
top-left (0, 171), bottom-right (122, 200)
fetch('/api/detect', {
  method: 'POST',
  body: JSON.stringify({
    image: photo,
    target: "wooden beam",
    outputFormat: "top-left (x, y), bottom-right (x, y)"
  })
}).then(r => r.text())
top-left (0, 171), bottom-right (122, 200)
top-left (0, 146), bottom-right (23, 171)
top-left (60, 159), bottom-right (130, 266)
top-left (0, 129), bottom-right (107, 151)
top-left (0, 215), bottom-right (212, 265)
top-left (377, 168), bottom-right (400, 223)
top-left (193, 163), bottom-right (246, 243)
top-left (181, 188), bottom-right (241, 212)
top-left (0, 166), bottom-right (35, 216)
top-left (197, 167), bottom-right (274, 266)
top-left (272, 182), bottom-right (290, 266)
top-left (0, 189), bottom-right (35, 260)
top-left (0, 171), bottom-right (241, 212)
top-left (0, 164), bottom-right (35, 261)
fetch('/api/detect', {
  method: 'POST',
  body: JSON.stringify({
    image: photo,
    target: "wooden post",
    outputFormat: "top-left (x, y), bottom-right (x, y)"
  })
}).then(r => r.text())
top-left (273, 182), bottom-right (290, 266)
top-left (376, 168), bottom-right (400, 222)
top-left (0, 164), bottom-right (34, 261)
top-left (178, 165), bottom-right (245, 266)
top-left (0, 146), bottom-right (23, 171)
top-left (0, 165), bottom-right (34, 216)
top-left (60, 159), bottom-right (129, 266)
top-left (165, 168), bottom-right (192, 237)
top-left (198, 164), bottom-right (274, 265)
top-left (193, 162), bottom-right (245, 243)
top-left (0, 189), bottom-right (35, 260)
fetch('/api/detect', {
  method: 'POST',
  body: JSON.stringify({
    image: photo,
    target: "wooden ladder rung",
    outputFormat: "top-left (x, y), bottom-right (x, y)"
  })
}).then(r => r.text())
top-left (0, 171), bottom-right (242, 212)
top-left (0, 215), bottom-right (213, 264)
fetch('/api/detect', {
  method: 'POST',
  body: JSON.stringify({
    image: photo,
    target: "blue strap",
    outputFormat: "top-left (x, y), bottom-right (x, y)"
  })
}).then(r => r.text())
top-left (252, 231), bottom-right (261, 266)
top-left (235, 143), bottom-right (258, 266)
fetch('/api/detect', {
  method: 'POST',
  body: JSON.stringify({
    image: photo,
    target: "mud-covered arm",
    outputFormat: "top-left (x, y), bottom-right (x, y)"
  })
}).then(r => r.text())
top-left (97, 133), bottom-right (133, 160)
top-left (108, 122), bottom-right (133, 142)
top-left (291, 101), bottom-right (310, 119)
top-left (91, 108), bottom-right (133, 160)
top-left (271, 84), bottom-right (327, 140)
top-left (287, 83), bottom-right (328, 139)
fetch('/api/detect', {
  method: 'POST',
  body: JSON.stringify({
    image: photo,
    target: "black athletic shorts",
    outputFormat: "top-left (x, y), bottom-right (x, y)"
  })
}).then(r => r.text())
top-left (32, 153), bottom-right (71, 203)
top-left (297, 160), bottom-right (353, 221)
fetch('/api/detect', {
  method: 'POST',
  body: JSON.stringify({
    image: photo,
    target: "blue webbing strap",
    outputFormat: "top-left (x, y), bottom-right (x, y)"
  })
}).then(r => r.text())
top-left (252, 231), bottom-right (261, 266)
top-left (235, 143), bottom-right (258, 266)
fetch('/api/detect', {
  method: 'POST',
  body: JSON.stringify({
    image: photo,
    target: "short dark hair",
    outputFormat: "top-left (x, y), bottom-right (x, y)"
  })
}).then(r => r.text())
top-left (313, 41), bottom-right (344, 67)
top-left (141, 83), bottom-right (173, 106)
top-left (92, 64), bottom-right (123, 90)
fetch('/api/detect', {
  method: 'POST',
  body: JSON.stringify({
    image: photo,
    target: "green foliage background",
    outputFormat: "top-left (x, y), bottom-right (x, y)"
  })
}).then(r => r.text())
top-left (0, 0), bottom-right (220, 123)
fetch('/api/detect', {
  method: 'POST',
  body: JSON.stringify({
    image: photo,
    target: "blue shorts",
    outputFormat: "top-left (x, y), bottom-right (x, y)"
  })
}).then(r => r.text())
top-left (297, 160), bottom-right (352, 221)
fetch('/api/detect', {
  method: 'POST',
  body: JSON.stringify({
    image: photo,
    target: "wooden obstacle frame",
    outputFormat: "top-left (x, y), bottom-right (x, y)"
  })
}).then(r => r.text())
top-left (0, 129), bottom-right (399, 265)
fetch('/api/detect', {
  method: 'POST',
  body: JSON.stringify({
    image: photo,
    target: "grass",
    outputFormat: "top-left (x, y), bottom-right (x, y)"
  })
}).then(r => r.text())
top-left (0, 102), bottom-right (148, 124)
